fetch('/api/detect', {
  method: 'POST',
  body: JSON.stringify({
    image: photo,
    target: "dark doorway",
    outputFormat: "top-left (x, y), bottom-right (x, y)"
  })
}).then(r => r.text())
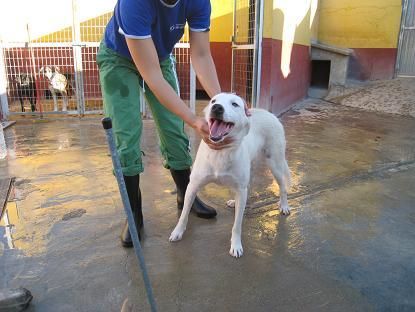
top-left (310, 60), bottom-right (331, 89)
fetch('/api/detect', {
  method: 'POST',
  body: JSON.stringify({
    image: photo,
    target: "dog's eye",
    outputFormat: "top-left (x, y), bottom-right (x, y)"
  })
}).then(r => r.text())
top-left (232, 102), bottom-right (239, 107)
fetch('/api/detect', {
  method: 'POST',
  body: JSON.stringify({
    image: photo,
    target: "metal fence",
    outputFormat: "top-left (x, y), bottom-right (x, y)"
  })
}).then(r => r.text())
top-left (231, 0), bottom-right (262, 107)
top-left (0, 0), bottom-right (195, 117)
top-left (396, 0), bottom-right (415, 77)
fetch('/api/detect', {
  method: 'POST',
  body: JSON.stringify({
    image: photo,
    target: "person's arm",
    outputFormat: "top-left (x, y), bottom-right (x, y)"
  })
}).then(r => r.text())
top-left (189, 30), bottom-right (221, 98)
top-left (126, 37), bottom-right (208, 137)
top-left (190, 31), bottom-right (251, 118)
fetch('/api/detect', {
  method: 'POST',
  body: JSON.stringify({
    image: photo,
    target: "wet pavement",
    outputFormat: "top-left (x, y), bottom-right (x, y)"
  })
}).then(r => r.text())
top-left (0, 100), bottom-right (414, 312)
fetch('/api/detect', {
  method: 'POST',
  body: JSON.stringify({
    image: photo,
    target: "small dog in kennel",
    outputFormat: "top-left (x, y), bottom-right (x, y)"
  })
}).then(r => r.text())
top-left (15, 73), bottom-right (37, 112)
top-left (39, 66), bottom-right (71, 112)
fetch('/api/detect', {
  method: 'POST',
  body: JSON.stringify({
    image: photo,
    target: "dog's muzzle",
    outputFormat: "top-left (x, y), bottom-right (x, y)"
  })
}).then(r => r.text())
top-left (208, 104), bottom-right (234, 142)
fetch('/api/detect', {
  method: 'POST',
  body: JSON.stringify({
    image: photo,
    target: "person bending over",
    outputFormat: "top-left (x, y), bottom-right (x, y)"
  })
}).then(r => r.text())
top-left (97, 0), bottom-right (223, 247)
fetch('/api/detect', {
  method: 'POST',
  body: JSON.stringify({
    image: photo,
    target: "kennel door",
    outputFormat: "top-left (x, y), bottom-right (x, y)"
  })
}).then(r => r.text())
top-left (231, 0), bottom-right (262, 107)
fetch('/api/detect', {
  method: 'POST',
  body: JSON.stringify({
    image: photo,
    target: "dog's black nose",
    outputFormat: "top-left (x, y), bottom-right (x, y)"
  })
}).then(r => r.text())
top-left (211, 104), bottom-right (224, 115)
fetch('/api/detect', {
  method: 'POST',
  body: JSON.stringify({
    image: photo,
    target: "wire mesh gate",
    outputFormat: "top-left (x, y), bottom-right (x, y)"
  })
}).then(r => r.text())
top-left (231, 0), bottom-right (263, 107)
top-left (0, 0), bottom-right (195, 117)
top-left (396, 0), bottom-right (415, 77)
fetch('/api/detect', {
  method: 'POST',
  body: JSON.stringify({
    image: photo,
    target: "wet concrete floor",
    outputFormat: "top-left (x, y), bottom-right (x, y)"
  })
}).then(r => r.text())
top-left (0, 100), bottom-right (414, 311)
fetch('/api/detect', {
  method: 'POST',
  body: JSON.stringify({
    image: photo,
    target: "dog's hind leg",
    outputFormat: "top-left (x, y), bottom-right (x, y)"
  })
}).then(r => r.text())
top-left (51, 89), bottom-right (58, 111)
top-left (267, 158), bottom-right (291, 215)
top-left (230, 187), bottom-right (248, 258)
top-left (19, 98), bottom-right (24, 112)
top-left (29, 96), bottom-right (36, 112)
top-left (62, 91), bottom-right (68, 112)
top-left (169, 177), bottom-right (206, 242)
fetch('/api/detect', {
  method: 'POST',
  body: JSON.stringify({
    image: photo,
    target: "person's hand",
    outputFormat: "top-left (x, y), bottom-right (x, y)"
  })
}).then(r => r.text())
top-left (190, 117), bottom-right (233, 150)
top-left (191, 117), bottom-right (210, 138)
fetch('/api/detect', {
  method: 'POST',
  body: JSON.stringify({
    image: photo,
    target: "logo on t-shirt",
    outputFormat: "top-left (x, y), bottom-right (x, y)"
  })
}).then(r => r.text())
top-left (170, 24), bottom-right (185, 31)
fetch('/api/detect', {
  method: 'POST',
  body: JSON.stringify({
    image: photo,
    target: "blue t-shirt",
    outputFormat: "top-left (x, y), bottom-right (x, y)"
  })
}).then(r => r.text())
top-left (103, 0), bottom-right (211, 61)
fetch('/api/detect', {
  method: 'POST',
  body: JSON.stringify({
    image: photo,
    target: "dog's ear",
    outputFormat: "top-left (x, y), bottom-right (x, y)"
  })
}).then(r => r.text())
top-left (244, 104), bottom-right (251, 117)
top-left (39, 67), bottom-right (44, 74)
top-left (240, 97), bottom-right (252, 117)
top-left (54, 66), bottom-right (60, 73)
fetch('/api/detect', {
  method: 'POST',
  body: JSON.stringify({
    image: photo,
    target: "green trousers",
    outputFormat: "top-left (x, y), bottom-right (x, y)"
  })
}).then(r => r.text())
top-left (97, 42), bottom-right (192, 176)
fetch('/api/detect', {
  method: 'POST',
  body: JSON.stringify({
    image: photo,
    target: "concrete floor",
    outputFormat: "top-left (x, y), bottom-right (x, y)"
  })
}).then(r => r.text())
top-left (326, 78), bottom-right (415, 117)
top-left (0, 100), bottom-right (414, 312)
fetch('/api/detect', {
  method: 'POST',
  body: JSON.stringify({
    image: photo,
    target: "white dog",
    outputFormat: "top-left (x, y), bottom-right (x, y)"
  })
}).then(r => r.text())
top-left (169, 93), bottom-right (291, 258)
top-left (39, 66), bottom-right (68, 112)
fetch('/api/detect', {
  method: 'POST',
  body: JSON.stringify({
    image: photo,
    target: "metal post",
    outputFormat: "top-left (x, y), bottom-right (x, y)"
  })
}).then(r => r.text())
top-left (72, 0), bottom-right (85, 116)
top-left (254, 0), bottom-right (264, 107)
top-left (395, 0), bottom-right (407, 76)
top-left (140, 90), bottom-right (146, 117)
top-left (102, 117), bottom-right (157, 312)
top-left (0, 48), bottom-right (9, 119)
top-left (140, 90), bottom-right (153, 119)
top-left (189, 62), bottom-right (196, 113)
top-left (26, 24), bottom-right (43, 117)
top-left (231, 0), bottom-right (237, 92)
top-left (251, 0), bottom-right (258, 106)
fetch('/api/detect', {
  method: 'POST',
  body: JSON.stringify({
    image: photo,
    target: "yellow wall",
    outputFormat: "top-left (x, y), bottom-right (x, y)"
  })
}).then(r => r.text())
top-left (210, 0), bottom-right (233, 42)
top-left (34, 1), bottom-right (233, 43)
top-left (34, 12), bottom-right (114, 43)
top-left (262, 0), bottom-right (401, 48)
top-left (5, 0), bottom-right (403, 48)
top-left (263, 0), bottom-right (318, 46)
top-left (318, 0), bottom-right (402, 48)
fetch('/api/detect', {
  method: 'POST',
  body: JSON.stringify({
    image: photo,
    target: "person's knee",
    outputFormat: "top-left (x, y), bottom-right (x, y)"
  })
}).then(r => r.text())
top-left (160, 142), bottom-right (192, 170)
top-left (119, 149), bottom-right (144, 175)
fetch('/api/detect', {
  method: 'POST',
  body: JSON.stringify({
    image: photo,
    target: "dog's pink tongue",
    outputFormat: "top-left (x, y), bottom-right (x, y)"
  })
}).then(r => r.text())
top-left (210, 119), bottom-right (228, 138)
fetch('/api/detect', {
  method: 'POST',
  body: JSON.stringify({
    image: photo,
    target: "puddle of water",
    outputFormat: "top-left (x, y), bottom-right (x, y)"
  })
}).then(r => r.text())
top-left (0, 182), bottom-right (46, 256)
top-left (0, 200), bottom-right (19, 253)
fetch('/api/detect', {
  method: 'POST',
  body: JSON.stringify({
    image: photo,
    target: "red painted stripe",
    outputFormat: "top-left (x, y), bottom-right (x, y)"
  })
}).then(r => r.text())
top-left (197, 42), bottom-right (232, 92)
top-left (349, 48), bottom-right (397, 80)
top-left (260, 38), bottom-right (311, 115)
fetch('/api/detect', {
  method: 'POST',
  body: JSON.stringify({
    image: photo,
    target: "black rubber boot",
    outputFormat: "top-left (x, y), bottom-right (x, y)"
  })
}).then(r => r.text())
top-left (170, 169), bottom-right (217, 219)
top-left (121, 174), bottom-right (143, 248)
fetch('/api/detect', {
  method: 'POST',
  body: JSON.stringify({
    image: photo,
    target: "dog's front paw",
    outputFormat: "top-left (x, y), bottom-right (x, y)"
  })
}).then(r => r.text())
top-left (169, 225), bottom-right (185, 242)
top-left (229, 242), bottom-right (244, 258)
top-left (226, 200), bottom-right (235, 208)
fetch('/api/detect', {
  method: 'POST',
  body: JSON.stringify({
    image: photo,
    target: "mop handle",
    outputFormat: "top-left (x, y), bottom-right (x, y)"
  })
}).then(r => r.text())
top-left (102, 117), bottom-right (157, 312)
